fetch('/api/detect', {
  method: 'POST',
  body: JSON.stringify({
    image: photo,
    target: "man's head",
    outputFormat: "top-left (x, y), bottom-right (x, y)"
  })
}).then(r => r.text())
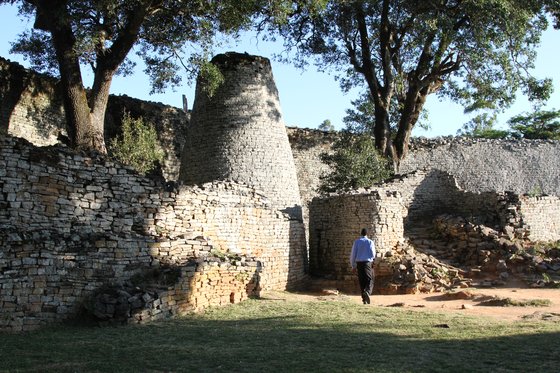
top-left (361, 228), bottom-right (368, 236)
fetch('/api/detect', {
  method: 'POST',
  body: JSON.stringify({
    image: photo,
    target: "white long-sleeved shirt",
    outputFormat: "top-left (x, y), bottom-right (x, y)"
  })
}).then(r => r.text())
top-left (350, 236), bottom-right (376, 269)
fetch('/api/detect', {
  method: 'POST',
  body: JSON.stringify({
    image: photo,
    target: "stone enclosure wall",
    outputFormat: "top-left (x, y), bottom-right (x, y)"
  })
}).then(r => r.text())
top-left (2, 54), bottom-right (560, 328)
top-left (0, 57), bottom-right (189, 181)
top-left (180, 53), bottom-right (301, 211)
top-left (0, 136), bottom-right (306, 332)
top-left (4, 56), bottom-right (559, 203)
top-left (2, 56), bottom-right (559, 203)
top-left (399, 137), bottom-right (560, 196)
top-left (308, 170), bottom-right (560, 291)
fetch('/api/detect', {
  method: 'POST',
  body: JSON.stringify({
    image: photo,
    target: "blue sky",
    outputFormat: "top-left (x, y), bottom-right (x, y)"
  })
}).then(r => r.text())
top-left (1, 4), bottom-right (558, 137)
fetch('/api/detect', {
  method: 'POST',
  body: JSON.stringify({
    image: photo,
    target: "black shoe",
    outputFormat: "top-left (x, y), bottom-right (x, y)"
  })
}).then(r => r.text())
top-left (362, 291), bottom-right (370, 304)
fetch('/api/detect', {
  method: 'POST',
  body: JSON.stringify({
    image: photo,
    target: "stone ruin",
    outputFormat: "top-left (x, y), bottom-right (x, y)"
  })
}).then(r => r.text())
top-left (0, 52), bottom-right (307, 332)
top-left (308, 170), bottom-right (560, 294)
top-left (0, 135), bottom-right (307, 331)
top-left (1, 52), bottom-right (560, 332)
top-left (180, 52), bottom-right (301, 213)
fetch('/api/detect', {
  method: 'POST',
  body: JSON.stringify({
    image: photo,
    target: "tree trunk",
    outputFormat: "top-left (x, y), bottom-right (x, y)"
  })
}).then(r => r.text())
top-left (34, 0), bottom-right (107, 153)
top-left (353, 1), bottom-right (394, 160)
top-left (373, 104), bottom-right (392, 157)
top-left (393, 86), bottom-right (429, 168)
top-left (32, 0), bottom-right (151, 154)
top-left (87, 68), bottom-right (116, 153)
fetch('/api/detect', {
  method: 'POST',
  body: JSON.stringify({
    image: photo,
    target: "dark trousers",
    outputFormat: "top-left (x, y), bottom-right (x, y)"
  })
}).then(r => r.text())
top-left (357, 261), bottom-right (374, 297)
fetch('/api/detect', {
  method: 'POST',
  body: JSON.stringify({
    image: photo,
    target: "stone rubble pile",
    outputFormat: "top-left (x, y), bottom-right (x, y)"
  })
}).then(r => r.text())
top-left (375, 241), bottom-right (469, 294)
top-left (413, 215), bottom-right (560, 287)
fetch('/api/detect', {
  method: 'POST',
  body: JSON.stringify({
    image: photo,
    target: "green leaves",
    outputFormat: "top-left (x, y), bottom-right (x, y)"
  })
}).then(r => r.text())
top-left (274, 0), bottom-right (554, 160)
top-left (198, 59), bottom-right (225, 97)
top-left (319, 132), bottom-right (393, 194)
top-left (458, 109), bottom-right (560, 140)
top-left (109, 112), bottom-right (165, 175)
top-left (508, 109), bottom-right (560, 140)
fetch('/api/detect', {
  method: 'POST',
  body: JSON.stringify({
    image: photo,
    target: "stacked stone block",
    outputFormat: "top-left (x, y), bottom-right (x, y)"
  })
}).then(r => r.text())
top-left (400, 137), bottom-right (560, 196)
top-left (179, 52), bottom-right (302, 212)
top-left (309, 191), bottom-right (402, 281)
top-left (308, 170), bottom-right (560, 293)
top-left (519, 196), bottom-right (560, 241)
top-left (0, 57), bottom-right (65, 143)
top-left (2, 56), bottom-right (559, 202)
top-left (0, 57), bottom-right (189, 181)
top-left (0, 135), bottom-right (306, 332)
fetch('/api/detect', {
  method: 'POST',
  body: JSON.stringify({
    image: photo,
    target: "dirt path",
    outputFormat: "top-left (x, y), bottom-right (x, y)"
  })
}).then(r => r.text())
top-left (262, 285), bottom-right (560, 322)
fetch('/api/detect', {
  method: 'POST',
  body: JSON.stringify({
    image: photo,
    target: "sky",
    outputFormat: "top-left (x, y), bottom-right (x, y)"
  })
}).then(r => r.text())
top-left (0, 4), bottom-right (558, 137)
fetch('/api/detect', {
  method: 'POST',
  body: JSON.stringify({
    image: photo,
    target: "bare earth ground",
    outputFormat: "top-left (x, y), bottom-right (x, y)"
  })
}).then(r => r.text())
top-left (262, 282), bottom-right (560, 322)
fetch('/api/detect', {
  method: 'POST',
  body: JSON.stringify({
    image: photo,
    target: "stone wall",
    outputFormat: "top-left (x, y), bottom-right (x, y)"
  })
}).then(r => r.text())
top-left (104, 95), bottom-right (190, 181)
top-left (399, 137), bottom-right (560, 196)
top-left (0, 57), bottom-right (65, 144)
top-left (309, 191), bottom-right (403, 281)
top-left (0, 57), bottom-right (189, 181)
top-left (179, 52), bottom-right (301, 212)
top-left (516, 196), bottom-right (560, 242)
top-left (287, 128), bottom-right (337, 210)
top-left (0, 135), bottom-right (306, 332)
top-left (285, 129), bottom-right (560, 205)
top-left (308, 170), bottom-right (560, 292)
top-left (3, 56), bottom-right (559, 201)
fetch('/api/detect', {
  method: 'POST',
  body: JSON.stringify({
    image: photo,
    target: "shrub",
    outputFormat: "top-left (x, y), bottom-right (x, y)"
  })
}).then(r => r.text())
top-left (319, 132), bottom-right (393, 194)
top-left (109, 112), bottom-right (164, 175)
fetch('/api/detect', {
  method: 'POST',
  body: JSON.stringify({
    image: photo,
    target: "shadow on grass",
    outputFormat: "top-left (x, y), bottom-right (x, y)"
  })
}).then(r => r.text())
top-left (1, 300), bottom-right (559, 372)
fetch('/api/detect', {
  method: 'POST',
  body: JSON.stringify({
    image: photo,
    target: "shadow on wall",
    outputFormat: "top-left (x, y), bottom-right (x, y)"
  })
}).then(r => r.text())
top-left (1, 136), bottom-right (306, 330)
top-left (0, 58), bottom-right (65, 141)
top-left (405, 169), bottom-right (460, 227)
top-left (405, 169), bottom-right (504, 231)
top-left (282, 204), bottom-right (310, 286)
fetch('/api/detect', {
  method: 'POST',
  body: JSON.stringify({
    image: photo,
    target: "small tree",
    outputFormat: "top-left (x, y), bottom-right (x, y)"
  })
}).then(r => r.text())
top-left (457, 113), bottom-right (510, 139)
top-left (318, 119), bottom-right (335, 132)
top-left (109, 112), bottom-right (164, 175)
top-left (319, 132), bottom-right (393, 194)
top-left (508, 109), bottom-right (560, 139)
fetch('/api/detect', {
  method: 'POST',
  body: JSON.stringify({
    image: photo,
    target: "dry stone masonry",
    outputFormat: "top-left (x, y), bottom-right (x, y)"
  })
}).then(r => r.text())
top-left (179, 52), bottom-right (302, 213)
top-left (308, 170), bottom-right (560, 294)
top-left (0, 57), bottom-right (189, 181)
top-left (1, 53), bottom-right (560, 331)
top-left (0, 57), bottom-right (66, 144)
top-left (400, 137), bottom-right (560, 196)
top-left (2, 56), bottom-right (558, 203)
top-left (0, 136), bottom-right (306, 332)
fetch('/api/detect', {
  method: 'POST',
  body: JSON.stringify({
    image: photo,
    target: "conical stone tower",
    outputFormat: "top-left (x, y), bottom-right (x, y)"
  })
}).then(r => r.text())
top-left (179, 52), bottom-right (302, 212)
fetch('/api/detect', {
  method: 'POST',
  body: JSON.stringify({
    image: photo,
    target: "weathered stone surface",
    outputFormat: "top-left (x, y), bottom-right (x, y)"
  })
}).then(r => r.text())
top-left (0, 57), bottom-right (189, 181)
top-left (400, 137), bottom-right (560, 196)
top-left (4, 55), bottom-right (558, 207)
top-left (309, 170), bottom-right (560, 294)
top-left (179, 52), bottom-right (301, 212)
top-left (0, 135), bottom-right (306, 332)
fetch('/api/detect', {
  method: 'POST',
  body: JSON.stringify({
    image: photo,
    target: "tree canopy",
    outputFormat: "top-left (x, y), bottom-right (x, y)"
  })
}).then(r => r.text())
top-left (319, 131), bottom-right (393, 194)
top-left (275, 0), bottom-right (557, 167)
top-left (509, 109), bottom-right (560, 139)
top-left (1, 0), bottom-right (292, 152)
top-left (457, 108), bottom-right (560, 140)
top-left (318, 119), bottom-right (335, 131)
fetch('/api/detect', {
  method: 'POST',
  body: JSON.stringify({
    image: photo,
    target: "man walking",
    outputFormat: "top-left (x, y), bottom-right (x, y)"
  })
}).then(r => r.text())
top-left (350, 228), bottom-right (376, 304)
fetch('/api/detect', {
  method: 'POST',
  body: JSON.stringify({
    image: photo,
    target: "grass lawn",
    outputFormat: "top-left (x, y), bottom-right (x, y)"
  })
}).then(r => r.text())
top-left (1, 294), bottom-right (559, 372)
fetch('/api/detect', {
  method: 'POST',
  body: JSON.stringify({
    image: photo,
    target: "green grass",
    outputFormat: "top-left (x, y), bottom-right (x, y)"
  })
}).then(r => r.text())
top-left (1, 295), bottom-right (560, 372)
top-left (478, 297), bottom-right (553, 307)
